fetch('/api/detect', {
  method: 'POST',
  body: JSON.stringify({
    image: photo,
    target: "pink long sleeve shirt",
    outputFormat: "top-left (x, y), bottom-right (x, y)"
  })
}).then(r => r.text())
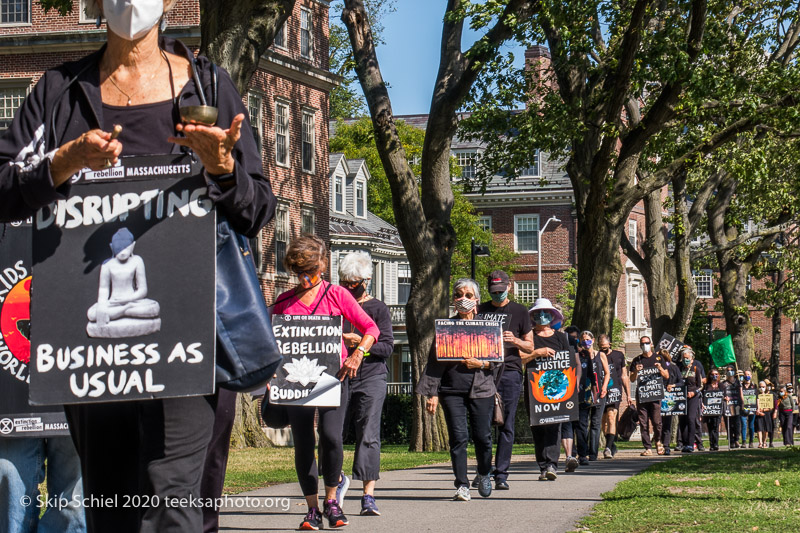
top-left (273, 281), bottom-right (381, 363)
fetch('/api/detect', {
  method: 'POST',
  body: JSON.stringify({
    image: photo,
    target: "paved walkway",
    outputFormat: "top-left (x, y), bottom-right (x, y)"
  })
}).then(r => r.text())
top-left (219, 451), bottom-right (672, 533)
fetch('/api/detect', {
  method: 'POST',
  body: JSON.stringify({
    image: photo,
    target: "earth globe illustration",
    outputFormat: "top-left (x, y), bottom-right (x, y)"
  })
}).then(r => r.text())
top-left (540, 369), bottom-right (569, 400)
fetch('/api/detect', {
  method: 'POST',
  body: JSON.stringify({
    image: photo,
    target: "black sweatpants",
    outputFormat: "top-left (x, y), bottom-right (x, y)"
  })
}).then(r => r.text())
top-left (780, 411), bottom-right (795, 445)
top-left (727, 413), bottom-right (741, 445)
top-left (440, 393), bottom-right (494, 489)
top-left (679, 394), bottom-right (701, 450)
top-left (532, 423), bottom-right (561, 471)
top-left (288, 379), bottom-right (350, 496)
top-left (661, 415), bottom-right (675, 449)
top-left (637, 400), bottom-right (662, 450)
top-left (577, 397), bottom-right (606, 459)
top-left (493, 370), bottom-right (524, 482)
top-left (65, 395), bottom-right (217, 533)
top-left (705, 416), bottom-right (720, 449)
top-left (345, 374), bottom-right (387, 481)
top-left (202, 388), bottom-right (238, 533)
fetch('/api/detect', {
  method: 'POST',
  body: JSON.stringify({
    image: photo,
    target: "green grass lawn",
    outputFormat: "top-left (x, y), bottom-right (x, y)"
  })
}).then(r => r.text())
top-left (223, 443), bottom-right (539, 494)
top-left (574, 447), bottom-right (800, 533)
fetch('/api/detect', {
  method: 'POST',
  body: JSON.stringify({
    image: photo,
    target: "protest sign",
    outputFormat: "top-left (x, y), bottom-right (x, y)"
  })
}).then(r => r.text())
top-left (743, 389), bottom-right (758, 412)
top-left (702, 389), bottom-right (726, 417)
top-left (527, 347), bottom-right (578, 426)
top-left (0, 220), bottom-right (69, 437)
top-left (30, 155), bottom-right (216, 405)
top-left (268, 315), bottom-right (343, 407)
top-left (757, 393), bottom-right (774, 411)
top-left (435, 319), bottom-right (503, 361)
top-left (635, 367), bottom-right (665, 403)
top-left (657, 333), bottom-right (683, 360)
top-left (662, 385), bottom-right (688, 416)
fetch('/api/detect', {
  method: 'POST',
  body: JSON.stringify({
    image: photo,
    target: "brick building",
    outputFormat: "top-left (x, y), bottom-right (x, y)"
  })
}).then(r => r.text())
top-left (0, 0), bottom-right (338, 302)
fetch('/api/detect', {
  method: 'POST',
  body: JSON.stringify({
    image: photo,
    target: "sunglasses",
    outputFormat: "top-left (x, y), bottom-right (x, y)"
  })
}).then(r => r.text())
top-left (341, 279), bottom-right (365, 288)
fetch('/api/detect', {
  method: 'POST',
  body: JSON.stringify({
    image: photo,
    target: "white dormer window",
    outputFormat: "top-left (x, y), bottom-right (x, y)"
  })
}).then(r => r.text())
top-left (355, 180), bottom-right (366, 218)
top-left (334, 175), bottom-right (344, 213)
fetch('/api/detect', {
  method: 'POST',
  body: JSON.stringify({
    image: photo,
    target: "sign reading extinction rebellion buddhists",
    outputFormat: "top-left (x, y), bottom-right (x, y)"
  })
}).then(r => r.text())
top-left (30, 155), bottom-right (216, 405)
top-left (268, 315), bottom-right (343, 407)
top-left (0, 220), bottom-right (70, 437)
top-left (434, 319), bottom-right (504, 361)
top-left (527, 347), bottom-right (578, 426)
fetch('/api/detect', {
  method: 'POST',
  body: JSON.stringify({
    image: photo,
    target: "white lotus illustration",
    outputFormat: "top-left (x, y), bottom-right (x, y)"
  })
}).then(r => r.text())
top-left (283, 356), bottom-right (327, 386)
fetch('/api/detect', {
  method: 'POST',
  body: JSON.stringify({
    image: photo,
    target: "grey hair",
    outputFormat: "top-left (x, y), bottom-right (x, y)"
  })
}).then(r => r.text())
top-left (453, 278), bottom-right (480, 301)
top-left (580, 330), bottom-right (594, 339)
top-left (85, 0), bottom-right (178, 20)
top-left (338, 251), bottom-right (373, 281)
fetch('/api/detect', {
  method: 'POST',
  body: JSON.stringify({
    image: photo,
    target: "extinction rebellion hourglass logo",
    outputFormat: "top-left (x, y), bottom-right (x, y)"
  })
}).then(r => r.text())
top-left (1, 272), bottom-right (32, 374)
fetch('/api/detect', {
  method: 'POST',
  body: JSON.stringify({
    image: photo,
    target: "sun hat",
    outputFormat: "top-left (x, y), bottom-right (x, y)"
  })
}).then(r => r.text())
top-left (528, 298), bottom-right (564, 324)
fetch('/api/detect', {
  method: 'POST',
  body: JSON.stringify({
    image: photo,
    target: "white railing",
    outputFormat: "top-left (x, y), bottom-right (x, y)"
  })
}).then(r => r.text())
top-left (624, 326), bottom-right (652, 344)
top-left (387, 382), bottom-right (413, 395)
top-left (388, 305), bottom-right (406, 326)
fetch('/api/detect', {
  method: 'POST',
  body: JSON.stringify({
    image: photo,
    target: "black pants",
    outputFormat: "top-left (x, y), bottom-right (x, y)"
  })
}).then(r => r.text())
top-left (65, 395), bottom-right (216, 533)
top-left (288, 379), bottom-right (350, 496)
top-left (577, 397), bottom-right (606, 459)
top-left (493, 371), bottom-right (523, 482)
top-left (202, 388), bottom-right (238, 533)
top-left (679, 394), bottom-right (701, 450)
top-left (727, 412), bottom-right (741, 445)
top-left (345, 374), bottom-right (387, 481)
top-left (705, 416), bottom-right (720, 449)
top-left (637, 401), bottom-right (662, 450)
top-left (440, 393), bottom-right (494, 489)
top-left (780, 411), bottom-right (794, 445)
top-left (532, 423), bottom-right (561, 471)
top-left (661, 415), bottom-right (675, 449)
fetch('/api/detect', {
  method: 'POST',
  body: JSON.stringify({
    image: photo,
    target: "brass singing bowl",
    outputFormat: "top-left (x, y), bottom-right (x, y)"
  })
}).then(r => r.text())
top-left (179, 105), bottom-right (218, 126)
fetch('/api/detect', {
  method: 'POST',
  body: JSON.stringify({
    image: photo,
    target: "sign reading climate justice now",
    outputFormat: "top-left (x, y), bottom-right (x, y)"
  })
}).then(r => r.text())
top-left (0, 220), bottom-right (69, 437)
top-left (527, 347), bottom-right (578, 426)
top-left (30, 155), bottom-right (216, 405)
top-left (434, 319), bottom-right (503, 361)
top-left (268, 315), bottom-right (343, 407)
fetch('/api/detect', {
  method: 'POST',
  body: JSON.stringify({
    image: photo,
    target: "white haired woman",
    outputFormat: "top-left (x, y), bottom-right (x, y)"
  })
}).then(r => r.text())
top-left (0, 1), bottom-right (276, 531)
top-left (334, 251), bottom-right (395, 516)
top-left (416, 278), bottom-right (496, 501)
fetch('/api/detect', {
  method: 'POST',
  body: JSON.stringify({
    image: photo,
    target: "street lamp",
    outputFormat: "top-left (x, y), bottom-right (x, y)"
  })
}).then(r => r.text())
top-left (471, 237), bottom-right (490, 280)
top-left (537, 216), bottom-right (561, 299)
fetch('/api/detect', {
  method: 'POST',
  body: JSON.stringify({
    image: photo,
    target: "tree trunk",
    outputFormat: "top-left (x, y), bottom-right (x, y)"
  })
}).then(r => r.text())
top-left (716, 256), bottom-right (755, 370)
top-left (197, 0), bottom-right (296, 449)
top-left (770, 269), bottom-right (785, 383)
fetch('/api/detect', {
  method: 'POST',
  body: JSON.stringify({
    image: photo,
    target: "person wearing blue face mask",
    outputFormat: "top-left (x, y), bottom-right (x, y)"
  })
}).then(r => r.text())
top-left (576, 331), bottom-right (609, 463)
top-left (475, 270), bottom-right (533, 490)
top-left (740, 370), bottom-right (757, 448)
top-left (678, 347), bottom-right (704, 453)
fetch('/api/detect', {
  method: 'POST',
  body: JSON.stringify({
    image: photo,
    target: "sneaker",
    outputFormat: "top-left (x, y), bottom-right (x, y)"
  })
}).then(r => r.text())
top-left (335, 472), bottom-right (350, 506)
top-left (565, 456), bottom-right (579, 472)
top-left (471, 474), bottom-right (480, 488)
top-left (453, 486), bottom-right (471, 501)
top-left (476, 474), bottom-right (492, 498)
top-left (538, 469), bottom-right (548, 481)
top-left (495, 480), bottom-right (510, 490)
top-left (323, 499), bottom-right (349, 528)
top-left (664, 448), bottom-right (670, 455)
top-left (588, 455), bottom-right (598, 461)
top-left (299, 507), bottom-right (323, 530)
top-left (360, 494), bottom-right (380, 516)
top-left (681, 446), bottom-right (693, 453)
top-left (603, 447), bottom-right (612, 459)
top-left (579, 456), bottom-right (590, 465)
top-left (748, 442), bottom-right (754, 448)
top-left (545, 465), bottom-right (558, 481)
top-left (697, 444), bottom-right (705, 452)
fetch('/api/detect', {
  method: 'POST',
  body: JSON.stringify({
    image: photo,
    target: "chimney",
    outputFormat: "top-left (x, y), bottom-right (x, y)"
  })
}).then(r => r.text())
top-left (524, 45), bottom-right (555, 109)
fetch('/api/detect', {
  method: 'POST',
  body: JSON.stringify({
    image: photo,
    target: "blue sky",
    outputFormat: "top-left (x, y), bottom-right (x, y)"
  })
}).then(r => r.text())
top-left (372, 0), bottom-right (528, 116)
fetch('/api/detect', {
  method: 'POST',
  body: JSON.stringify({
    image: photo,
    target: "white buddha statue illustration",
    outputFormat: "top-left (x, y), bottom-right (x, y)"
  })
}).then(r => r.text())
top-left (87, 227), bottom-right (161, 338)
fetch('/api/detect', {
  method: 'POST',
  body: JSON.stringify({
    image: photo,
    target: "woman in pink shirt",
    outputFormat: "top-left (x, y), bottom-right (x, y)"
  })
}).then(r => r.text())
top-left (273, 235), bottom-right (379, 530)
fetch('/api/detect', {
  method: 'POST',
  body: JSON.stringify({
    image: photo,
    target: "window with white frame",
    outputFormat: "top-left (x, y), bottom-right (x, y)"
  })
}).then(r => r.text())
top-left (628, 219), bottom-right (638, 250)
top-left (275, 203), bottom-right (289, 274)
top-left (301, 207), bottom-right (315, 235)
top-left (398, 263), bottom-right (411, 305)
top-left (275, 100), bottom-right (289, 167)
top-left (333, 175), bottom-right (344, 213)
top-left (248, 93), bottom-right (262, 153)
top-left (477, 215), bottom-right (492, 232)
top-left (79, 0), bottom-right (99, 23)
top-left (355, 180), bottom-right (366, 218)
top-left (693, 269), bottom-right (713, 298)
top-left (455, 150), bottom-right (477, 180)
top-left (0, 84), bottom-right (27, 130)
top-left (514, 281), bottom-right (538, 305)
top-left (520, 149), bottom-right (541, 176)
top-left (1, 0), bottom-right (29, 24)
top-left (300, 8), bottom-right (313, 59)
top-left (514, 214), bottom-right (539, 253)
top-left (273, 21), bottom-right (287, 49)
top-left (301, 110), bottom-right (315, 172)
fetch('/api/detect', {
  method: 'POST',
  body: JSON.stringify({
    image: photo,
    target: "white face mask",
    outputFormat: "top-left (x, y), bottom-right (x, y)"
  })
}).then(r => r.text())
top-left (103, 0), bottom-right (164, 41)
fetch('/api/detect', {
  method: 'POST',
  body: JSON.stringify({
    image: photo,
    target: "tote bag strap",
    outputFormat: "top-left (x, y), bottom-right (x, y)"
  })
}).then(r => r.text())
top-left (310, 281), bottom-right (333, 315)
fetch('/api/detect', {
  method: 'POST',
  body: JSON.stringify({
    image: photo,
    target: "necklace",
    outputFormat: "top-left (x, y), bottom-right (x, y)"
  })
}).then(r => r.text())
top-left (105, 52), bottom-right (166, 105)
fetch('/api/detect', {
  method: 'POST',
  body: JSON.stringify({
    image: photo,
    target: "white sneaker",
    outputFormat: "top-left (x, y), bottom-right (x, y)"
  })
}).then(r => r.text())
top-left (603, 447), bottom-right (613, 459)
top-left (453, 486), bottom-right (471, 501)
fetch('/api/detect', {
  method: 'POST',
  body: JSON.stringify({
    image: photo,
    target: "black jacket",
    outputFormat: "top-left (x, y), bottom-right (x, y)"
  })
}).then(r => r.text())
top-left (0, 37), bottom-right (275, 236)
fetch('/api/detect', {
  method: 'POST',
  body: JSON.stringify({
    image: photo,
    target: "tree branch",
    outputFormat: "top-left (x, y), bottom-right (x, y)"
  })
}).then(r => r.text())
top-left (691, 221), bottom-right (795, 261)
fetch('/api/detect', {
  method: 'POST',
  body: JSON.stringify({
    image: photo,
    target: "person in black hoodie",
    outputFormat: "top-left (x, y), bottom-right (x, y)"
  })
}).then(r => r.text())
top-left (678, 347), bottom-right (704, 453)
top-left (0, 2), bottom-right (276, 531)
top-left (658, 350), bottom-right (684, 455)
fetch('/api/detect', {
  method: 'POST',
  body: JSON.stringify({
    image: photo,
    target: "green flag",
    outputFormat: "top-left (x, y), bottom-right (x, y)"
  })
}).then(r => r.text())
top-left (709, 335), bottom-right (737, 367)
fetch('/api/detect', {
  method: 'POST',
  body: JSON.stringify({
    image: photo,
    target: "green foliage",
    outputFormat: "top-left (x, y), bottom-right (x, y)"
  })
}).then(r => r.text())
top-left (39, 0), bottom-right (73, 16)
top-left (345, 394), bottom-right (413, 446)
top-left (554, 267), bottom-right (577, 326)
top-left (683, 300), bottom-right (722, 372)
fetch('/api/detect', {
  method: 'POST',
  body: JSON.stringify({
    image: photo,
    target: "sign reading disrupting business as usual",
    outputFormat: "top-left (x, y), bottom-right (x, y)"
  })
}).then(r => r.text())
top-left (434, 319), bottom-right (503, 361)
top-left (268, 315), bottom-right (343, 407)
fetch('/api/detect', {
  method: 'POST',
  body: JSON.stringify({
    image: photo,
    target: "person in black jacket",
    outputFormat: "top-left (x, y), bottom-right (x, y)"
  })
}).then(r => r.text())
top-left (678, 347), bottom-right (704, 453)
top-left (658, 350), bottom-right (684, 455)
top-left (417, 278), bottom-right (497, 502)
top-left (337, 251), bottom-right (395, 516)
top-left (0, 2), bottom-right (275, 531)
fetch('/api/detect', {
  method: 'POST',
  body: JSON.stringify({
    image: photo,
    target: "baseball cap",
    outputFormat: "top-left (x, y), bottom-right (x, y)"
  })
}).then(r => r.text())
top-left (487, 270), bottom-right (510, 292)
